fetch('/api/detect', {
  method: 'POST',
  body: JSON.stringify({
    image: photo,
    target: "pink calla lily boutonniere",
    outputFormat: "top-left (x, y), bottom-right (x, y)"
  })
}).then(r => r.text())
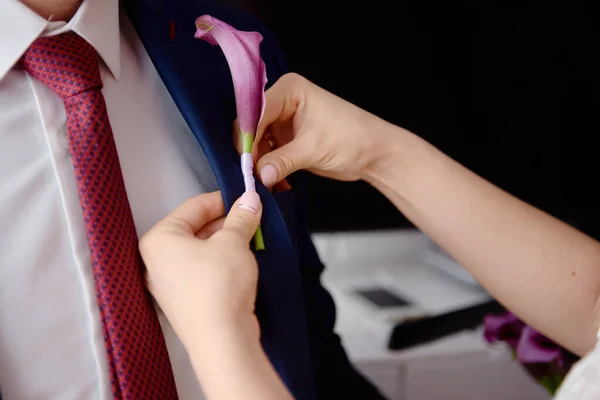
top-left (195, 15), bottom-right (267, 249)
top-left (483, 311), bottom-right (578, 395)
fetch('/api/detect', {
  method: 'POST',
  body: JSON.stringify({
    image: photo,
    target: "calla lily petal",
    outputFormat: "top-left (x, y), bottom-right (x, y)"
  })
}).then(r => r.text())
top-left (194, 15), bottom-right (267, 250)
top-left (195, 15), bottom-right (267, 137)
top-left (483, 312), bottom-right (525, 350)
top-left (516, 326), bottom-right (563, 366)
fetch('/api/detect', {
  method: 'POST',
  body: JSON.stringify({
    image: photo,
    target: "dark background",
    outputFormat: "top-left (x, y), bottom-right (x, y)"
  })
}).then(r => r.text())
top-left (222, 1), bottom-right (598, 236)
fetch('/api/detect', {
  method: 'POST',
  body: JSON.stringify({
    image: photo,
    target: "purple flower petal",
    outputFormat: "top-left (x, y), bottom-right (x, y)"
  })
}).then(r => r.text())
top-left (516, 326), bottom-right (563, 366)
top-left (194, 15), bottom-right (269, 249)
top-left (483, 312), bottom-right (525, 349)
top-left (195, 15), bottom-right (267, 136)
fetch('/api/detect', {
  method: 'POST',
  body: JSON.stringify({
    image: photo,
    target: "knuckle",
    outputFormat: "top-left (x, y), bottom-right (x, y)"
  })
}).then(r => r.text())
top-left (281, 72), bottom-right (302, 84)
top-left (278, 151), bottom-right (297, 173)
top-left (144, 272), bottom-right (153, 291)
top-left (211, 230), bottom-right (236, 246)
top-left (233, 212), bottom-right (255, 229)
top-left (154, 218), bottom-right (189, 238)
top-left (138, 232), bottom-right (155, 254)
top-left (181, 196), bottom-right (198, 209)
top-left (280, 73), bottom-right (308, 91)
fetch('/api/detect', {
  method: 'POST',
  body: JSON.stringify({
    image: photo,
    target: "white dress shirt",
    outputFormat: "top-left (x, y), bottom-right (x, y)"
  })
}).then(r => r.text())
top-left (554, 333), bottom-right (600, 400)
top-left (0, 0), bottom-right (216, 398)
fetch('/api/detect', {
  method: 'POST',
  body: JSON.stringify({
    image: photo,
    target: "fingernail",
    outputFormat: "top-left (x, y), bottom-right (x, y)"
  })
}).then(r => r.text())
top-left (238, 191), bottom-right (261, 213)
top-left (260, 164), bottom-right (278, 187)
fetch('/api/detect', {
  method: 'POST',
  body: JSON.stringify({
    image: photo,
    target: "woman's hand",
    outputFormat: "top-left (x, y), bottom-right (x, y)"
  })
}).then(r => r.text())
top-left (141, 192), bottom-right (294, 400)
top-left (140, 191), bottom-right (263, 352)
top-left (236, 73), bottom-right (404, 187)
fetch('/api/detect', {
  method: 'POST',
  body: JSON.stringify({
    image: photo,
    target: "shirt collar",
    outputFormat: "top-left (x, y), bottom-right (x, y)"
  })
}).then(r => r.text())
top-left (0, 0), bottom-right (121, 82)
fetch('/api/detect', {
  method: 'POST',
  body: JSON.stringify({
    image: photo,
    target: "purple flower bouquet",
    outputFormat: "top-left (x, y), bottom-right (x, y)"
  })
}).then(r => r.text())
top-left (484, 312), bottom-right (579, 395)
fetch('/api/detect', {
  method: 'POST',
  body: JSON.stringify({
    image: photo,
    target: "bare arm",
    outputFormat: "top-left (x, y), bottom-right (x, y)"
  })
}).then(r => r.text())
top-left (187, 319), bottom-right (294, 400)
top-left (366, 124), bottom-right (600, 355)
top-left (253, 73), bottom-right (600, 356)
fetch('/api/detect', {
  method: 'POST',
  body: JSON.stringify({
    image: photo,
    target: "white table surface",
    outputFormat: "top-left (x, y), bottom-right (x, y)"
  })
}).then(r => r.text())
top-left (312, 229), bottom-right (552, 400)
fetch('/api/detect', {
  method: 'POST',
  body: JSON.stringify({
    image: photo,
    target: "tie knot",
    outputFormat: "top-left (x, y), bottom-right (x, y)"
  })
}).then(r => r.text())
top-left (22, 32), bottom-right (102, 99)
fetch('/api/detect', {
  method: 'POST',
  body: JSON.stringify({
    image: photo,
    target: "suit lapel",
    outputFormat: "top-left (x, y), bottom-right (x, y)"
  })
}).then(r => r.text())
top-left (123, 2), bottom-right (316, 398)
top-left (124, 0), bottom-right (242, 205)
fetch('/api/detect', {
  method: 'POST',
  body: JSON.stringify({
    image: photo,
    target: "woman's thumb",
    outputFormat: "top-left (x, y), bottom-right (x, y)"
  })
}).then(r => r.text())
top-left (223, 192), bottom-right (263, 242)
top-left (257, 139), bottom-right (310, 187)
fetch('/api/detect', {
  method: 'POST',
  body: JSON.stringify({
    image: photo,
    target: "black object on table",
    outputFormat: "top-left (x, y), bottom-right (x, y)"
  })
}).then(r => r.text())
top-left (388, 300), bottom-right (505, 350)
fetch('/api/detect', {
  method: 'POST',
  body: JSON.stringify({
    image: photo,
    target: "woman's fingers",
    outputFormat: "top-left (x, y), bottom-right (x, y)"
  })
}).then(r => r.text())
top-left (221, 192), bottom-right (263, 242)
top-left (195, 217), bottom-right (226, 240)
top-left (156, 191), bottom-right (225, 234)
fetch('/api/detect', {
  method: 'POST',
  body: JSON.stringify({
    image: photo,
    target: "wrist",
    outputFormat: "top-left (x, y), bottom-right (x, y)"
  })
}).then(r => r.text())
top-left (185, 315), bottom-right (294, 400)
top-left (361, 119), bottom-right (417, 185)
top-left (184, 313), bottom-right (259, 361)
top-left (186, 315), bottom-right (292, 400)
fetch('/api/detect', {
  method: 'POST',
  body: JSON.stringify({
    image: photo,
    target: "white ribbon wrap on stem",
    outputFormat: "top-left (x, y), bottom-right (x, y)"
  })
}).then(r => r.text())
top-left (241, 152), bottom-right (256, 192)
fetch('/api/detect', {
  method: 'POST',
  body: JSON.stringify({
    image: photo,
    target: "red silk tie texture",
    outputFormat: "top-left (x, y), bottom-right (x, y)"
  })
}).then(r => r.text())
top-left (21, 32), bottom-right (178, 399)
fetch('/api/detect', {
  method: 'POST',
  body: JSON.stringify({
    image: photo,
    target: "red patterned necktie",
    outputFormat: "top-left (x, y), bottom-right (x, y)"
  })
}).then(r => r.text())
top-left (21, 32), bottom-right (179, 399)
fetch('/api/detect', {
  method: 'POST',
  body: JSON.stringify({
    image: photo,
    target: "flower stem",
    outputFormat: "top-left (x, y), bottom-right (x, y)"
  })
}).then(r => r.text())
top-left (241, 132), bottom-right (265, 250)
top-left (539, 373), bottom-right (562, 395)
top-left (241, 133), bottom-right (254, 154)
top-left (253, 227), bottom-right (265, 251)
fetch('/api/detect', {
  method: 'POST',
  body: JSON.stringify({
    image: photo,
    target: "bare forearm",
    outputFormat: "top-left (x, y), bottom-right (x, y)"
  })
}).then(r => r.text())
top-left (364, 124), bottom-right (600, 355)
top-left (188, 321), bottom-right (293, 400)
